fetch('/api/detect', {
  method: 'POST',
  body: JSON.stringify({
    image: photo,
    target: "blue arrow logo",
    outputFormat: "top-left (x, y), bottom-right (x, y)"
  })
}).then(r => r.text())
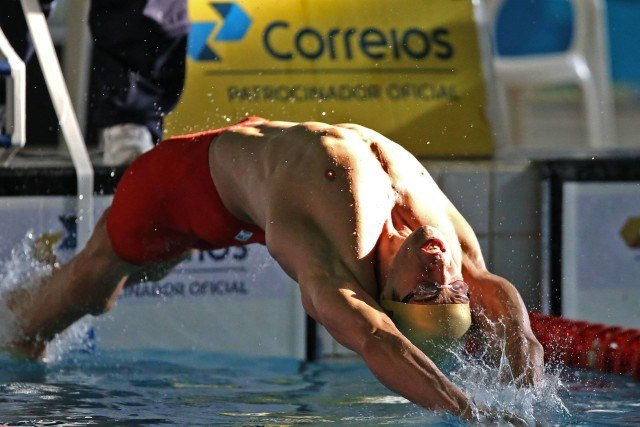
top-left (187, 2), bottom-right (252, 61)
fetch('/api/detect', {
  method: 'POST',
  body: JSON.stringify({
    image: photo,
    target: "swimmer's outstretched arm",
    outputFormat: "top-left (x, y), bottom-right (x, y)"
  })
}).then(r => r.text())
top-left (448, 206), bottom-right (544, 386)
top-left (464, 267), bottom-right (544, 386)
top-left (267, 212), bottom-right (471, 418)
top-left (298, 272), bottom-right (475, 419)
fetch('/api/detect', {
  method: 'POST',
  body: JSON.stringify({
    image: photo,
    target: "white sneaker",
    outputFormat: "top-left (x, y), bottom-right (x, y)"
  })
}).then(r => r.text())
top-left (99, 123), bottom-right (155, 166)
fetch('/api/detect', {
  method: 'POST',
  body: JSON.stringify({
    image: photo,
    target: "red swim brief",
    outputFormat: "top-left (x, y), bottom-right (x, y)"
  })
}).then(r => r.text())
top-left (106, 117), bottom-right (267, 266)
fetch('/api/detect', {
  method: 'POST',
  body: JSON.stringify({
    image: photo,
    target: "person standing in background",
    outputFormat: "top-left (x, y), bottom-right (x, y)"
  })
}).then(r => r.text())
top-left (88, 0), bottom-right (189, 165)
top-left (0, 0), bottom-right (189, 166)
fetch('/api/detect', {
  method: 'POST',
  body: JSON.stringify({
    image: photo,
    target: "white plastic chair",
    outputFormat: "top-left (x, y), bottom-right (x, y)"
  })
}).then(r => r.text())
top-left (488, 0), bottom-right (616, 148)
top-left (0, 26), bottom-right (26, 163)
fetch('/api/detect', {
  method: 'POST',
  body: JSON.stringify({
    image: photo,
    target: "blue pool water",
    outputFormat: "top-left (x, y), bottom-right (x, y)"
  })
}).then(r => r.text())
top-left (0, 349), bottom-right (638, 426)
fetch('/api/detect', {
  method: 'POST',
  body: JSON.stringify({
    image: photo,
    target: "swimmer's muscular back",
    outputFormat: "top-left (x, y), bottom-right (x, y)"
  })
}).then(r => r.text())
top-left (210, 121), bottom-right (463, 298)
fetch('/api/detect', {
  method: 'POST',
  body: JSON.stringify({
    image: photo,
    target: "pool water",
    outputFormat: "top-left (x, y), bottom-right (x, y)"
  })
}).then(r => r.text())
top-left (0, 239), bottom-right (638, 425)
top-left (0, 349), bottom-right (638, 426)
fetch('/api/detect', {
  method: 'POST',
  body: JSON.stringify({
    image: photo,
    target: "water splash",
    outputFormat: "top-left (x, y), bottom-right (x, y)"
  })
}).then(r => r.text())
top-left (0, 232), bottom-right (94, 362)
top-left (448, 351), bottom-right (568, 424)
top-left (0, 231), bottom-right (49, 348)
top-left (0, 231), bottom-right (54, 293)
top-left (44, 317), bottom-right (94, 364)
top-left (444, 317), bottom-right (570, 425)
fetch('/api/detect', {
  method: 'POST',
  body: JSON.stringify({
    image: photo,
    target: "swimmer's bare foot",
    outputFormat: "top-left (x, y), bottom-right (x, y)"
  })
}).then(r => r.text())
top-left (5, 338), bottom-right (46, 360)
top-left (0, 237), bottom-right (63, 360)
top-left (3, 287), bottom-right (48, 360)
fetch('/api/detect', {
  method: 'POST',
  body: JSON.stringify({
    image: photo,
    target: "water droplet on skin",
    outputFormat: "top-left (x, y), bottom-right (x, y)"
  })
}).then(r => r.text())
top-left (325, 169), bottom-right (336, 181)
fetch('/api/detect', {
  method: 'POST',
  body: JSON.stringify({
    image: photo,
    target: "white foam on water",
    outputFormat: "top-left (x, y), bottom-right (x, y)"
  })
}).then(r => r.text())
top-left (44, 316), bottom-right (94, 363)
top-left (0, 231), bottom-right (47, 347)
top-left (0, 232), bottom-right (93, 362)
top-left (359, 395), bottom-right (411, 404)
top-left (449, 352), bottom-right (568, 424)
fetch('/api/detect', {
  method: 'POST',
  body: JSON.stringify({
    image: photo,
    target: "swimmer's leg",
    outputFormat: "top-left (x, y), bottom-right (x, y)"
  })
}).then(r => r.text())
top-left (124, 250), bottom-right (193, 286)
top-left (5, 212), bottom-right (138, 359)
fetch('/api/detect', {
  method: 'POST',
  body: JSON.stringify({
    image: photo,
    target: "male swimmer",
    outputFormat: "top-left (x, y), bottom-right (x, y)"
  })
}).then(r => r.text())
top-left (4, 117), bottom-right (543, 420)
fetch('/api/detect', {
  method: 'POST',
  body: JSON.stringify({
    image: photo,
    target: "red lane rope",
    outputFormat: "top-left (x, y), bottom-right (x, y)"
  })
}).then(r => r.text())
top-left (528, 312), bottom-right (640, 380)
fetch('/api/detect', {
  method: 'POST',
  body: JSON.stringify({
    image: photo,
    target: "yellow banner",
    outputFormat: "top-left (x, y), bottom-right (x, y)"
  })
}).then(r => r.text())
top-left (165, 0), bottom-right (494, 157)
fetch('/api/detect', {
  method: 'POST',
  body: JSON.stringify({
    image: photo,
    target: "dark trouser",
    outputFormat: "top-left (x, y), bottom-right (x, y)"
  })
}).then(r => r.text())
top-left (0, 0), bottom-right (188, 144)
top-left (88, 0), bottom-right (188, 144)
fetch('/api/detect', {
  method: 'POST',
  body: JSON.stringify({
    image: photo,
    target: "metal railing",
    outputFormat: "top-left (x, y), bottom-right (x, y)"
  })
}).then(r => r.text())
top-left (0, 25), bottom-right (26, 164)
top-left (0, 0), bottom-right (95, 252)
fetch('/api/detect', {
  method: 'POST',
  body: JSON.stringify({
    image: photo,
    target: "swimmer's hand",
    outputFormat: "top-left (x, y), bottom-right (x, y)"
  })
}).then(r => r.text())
top-left (475, 405), bottom-right (530, 427)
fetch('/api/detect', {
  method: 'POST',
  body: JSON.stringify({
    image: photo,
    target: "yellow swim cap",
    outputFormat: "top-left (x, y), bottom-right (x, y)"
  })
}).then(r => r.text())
top-left (380, 300), bottom-right (471, 363)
